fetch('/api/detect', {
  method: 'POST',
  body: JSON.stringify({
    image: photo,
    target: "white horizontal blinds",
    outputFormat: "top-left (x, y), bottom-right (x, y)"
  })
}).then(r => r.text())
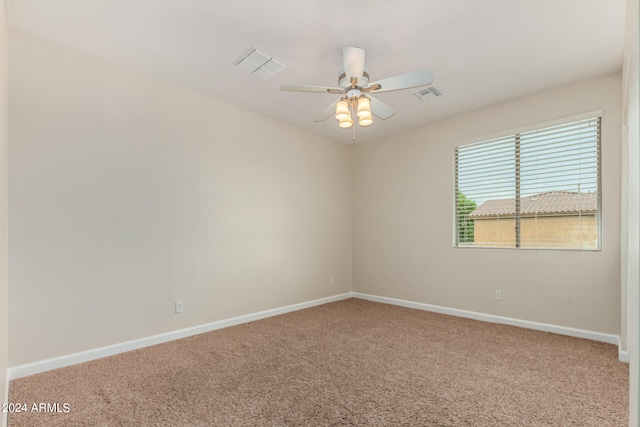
top-left (454, 116), bottom-right (600, 249)
top-left (455, 134), bottom-right (516, 247)
top-left (518, 117), bottom-right (600, 249)
top-left (519, 119), bottom-right (599, 196)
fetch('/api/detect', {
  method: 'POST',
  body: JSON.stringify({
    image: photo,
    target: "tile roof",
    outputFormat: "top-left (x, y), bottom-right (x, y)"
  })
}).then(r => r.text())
top-left (468, 191), bottom-right (597, 218)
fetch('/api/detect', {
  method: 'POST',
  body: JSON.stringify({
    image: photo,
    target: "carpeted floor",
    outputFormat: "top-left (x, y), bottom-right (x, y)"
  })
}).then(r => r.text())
top-left (8, 298), bottom-right (628, 426)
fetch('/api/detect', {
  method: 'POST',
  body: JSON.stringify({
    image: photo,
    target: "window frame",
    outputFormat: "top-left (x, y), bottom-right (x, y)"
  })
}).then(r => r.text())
top-left (452, 111), bottom-right (603, 251)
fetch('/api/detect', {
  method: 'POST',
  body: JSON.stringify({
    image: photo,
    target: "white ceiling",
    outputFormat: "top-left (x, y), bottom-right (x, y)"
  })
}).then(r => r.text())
top-left (6, 0), bottom-right (627, 144)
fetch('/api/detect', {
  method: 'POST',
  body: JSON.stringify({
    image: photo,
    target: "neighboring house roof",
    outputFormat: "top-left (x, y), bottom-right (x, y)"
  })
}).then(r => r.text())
top-left (468, 191), bottom-right (597, 218)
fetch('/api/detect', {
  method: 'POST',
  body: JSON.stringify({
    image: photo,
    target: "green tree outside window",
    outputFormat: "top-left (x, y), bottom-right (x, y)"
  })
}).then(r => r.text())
top-left (457, 191), bottom-right (477, 243)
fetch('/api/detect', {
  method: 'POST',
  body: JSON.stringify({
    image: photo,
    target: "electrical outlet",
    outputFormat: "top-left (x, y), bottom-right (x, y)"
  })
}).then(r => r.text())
top-left (175, 301), bottom-right (184, 313)
top-left (494, 290), bottom-right (502, 301)
top-left (329, 276), bottom-right (334, 286)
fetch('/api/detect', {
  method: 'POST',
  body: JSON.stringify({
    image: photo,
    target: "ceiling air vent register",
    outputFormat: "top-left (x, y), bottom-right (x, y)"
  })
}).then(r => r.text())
top-left (234, 46), bottom-right (287, 80)
top-left (412, 86), bottom-right (442, 101)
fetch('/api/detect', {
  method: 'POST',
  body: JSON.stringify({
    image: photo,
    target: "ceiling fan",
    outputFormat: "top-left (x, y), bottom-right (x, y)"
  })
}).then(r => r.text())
top-left (281, 46), bottom-right (432, 129)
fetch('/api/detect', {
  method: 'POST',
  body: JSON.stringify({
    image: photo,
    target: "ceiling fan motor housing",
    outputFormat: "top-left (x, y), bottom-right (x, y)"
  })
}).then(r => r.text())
top-left (339, 70), bottom-right (369, 88)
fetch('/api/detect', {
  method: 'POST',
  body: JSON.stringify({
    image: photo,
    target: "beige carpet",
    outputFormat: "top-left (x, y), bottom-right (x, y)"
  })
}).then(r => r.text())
top-left (8, 298), bottom-right (628, 426)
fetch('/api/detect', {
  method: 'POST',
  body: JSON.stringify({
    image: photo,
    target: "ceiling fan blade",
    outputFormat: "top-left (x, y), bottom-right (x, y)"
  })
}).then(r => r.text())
top-left (343, 46), bottom-right (365, 86)
top-left (369, 70), bottom-right (433, 93)
top-left (314, 100), bottom-right (339, 122)
top-left (369, 95), bottom-right (396, 119)
top-left (281, 84), bottom-right (343, 94)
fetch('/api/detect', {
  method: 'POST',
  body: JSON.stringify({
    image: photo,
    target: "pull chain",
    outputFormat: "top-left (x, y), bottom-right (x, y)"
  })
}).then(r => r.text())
top-left (351, 105), bottom-right (357, 143)
top-left (352, 121), bottom-right (356, 143)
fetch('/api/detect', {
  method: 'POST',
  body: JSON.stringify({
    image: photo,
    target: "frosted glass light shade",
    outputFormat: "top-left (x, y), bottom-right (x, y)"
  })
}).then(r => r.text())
top-left (335, 99), bottom-right (350, 121)
top-left (357, 96), bottom-right (371, 118)
top-left (359, 116), bottom-right (373, 126)
top-left (338, 118), bottom-right (353, 128)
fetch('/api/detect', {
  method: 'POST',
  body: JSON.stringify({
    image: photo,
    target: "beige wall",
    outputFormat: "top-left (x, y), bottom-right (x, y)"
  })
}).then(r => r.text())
top-left (473, 215), bottom-right (598, 249)
top-left (8, 30), bottom-right (353, 366)
top-left (353, 73), bottom-right (622, 335)
top-left (0, 0), bottom-right (8, 424)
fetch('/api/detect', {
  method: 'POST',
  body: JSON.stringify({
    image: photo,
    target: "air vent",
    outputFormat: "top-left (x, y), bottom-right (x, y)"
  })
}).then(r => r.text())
top-left (234, 46), bottom-right (287, 80)
top-left (412, 86), bottom-right (442, 101)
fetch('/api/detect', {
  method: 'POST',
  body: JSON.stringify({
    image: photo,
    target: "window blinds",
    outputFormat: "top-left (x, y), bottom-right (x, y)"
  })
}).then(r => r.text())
top-left (454, 116), bottom-right (600, 250)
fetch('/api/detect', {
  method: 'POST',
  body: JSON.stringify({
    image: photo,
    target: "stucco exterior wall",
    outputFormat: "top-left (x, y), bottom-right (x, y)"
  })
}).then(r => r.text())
top-left (473, 215), bottom-right (598, 249)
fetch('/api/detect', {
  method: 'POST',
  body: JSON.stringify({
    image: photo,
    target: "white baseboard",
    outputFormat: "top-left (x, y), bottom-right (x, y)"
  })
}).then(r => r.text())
top-left (619, 350), bottom-right (630, 363)
top-left (352, 292), bottom-right (622, 348)
top-left (8, 293), bottom-right (352, 380)
top-left (8, 291), bottom-right (626, 380)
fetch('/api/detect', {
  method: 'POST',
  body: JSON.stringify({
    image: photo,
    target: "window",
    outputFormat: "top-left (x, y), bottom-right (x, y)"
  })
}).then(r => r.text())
top-left (454, 116), bottom-right (601, 250)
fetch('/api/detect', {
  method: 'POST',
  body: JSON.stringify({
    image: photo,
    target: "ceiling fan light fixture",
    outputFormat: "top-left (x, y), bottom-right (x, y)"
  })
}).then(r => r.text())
top-left (335, 99), bottom-right (350, 121)
top-left (357, 96), bottom-right (371, 118)
top-left (280, 46), bottom-right (433, 140)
